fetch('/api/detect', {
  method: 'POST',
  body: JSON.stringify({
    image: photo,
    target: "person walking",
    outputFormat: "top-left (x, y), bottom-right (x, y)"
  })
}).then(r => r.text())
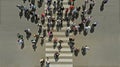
top-left (54, 51), bottom-right (60, 62)
top-left (48, 31), bottom-right (53, 41)
top-left (24, 28), bottom-right (31, 40)
top-left (57, 40), bottom-right (63, 52)
top-left (81, 45), bottom-right (90, 56)
top-left (46, 57), bottom-right (50, 67)
top-left (40, 58), bottom-right (45, 67)
top-left (90, 22), bottom-right (97, 33)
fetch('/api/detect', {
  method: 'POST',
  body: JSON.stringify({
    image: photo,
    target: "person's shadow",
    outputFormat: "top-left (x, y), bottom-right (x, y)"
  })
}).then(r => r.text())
top-left (32, 44), bottom-right (37, 51)
top-left (40, 37), bottom-right (44, 46)
top-left (53, 42), bottom-right (57, 49)
top-left (74, 49), bottom-right (79, 56)
top-left (37, 1), bottom-right (43, 8)
top-left (26, 33), bottom-right (31, 40)
top-left (19, 10), bottom-right (23, 19)
top-left (31, 16), bottom-right (35, 23)
top-left (90, 26), bottom-right (95, 33)
top-left (83, 30), bottom-right (88, 36)
top-left (54, 55), bottom-right (59, 62)
top-left (87, 9), bottom-right (92, 15)
top-left (100, 3), bottom-right (104, 11)
top-left (21, 43), bottom-right (24, 49)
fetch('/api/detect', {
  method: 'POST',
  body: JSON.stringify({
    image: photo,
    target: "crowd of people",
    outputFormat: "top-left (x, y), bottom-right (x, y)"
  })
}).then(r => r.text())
top-left (16, 0), bottom-right (109, 67)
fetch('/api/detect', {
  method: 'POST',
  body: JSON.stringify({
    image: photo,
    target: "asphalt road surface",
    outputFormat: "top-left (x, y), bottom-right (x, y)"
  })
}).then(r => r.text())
top-left (0, 0), bottom-right (120, 67)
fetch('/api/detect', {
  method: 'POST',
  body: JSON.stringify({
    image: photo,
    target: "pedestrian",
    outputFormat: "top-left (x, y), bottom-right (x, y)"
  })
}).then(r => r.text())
top-left (74, 47), bottom-right (80, 56)
top-left (17, 33), bottom-right (23, 39)
top-left (87, 0), bottom-right (95, 14)
top-left (65, 8), bottom-right (69, 18)
top-left (57, 40), bottom-right (63, 52)
top-left (76, 6), bottom-right (81, 12)
top-left (38, 24), bottom-right (42, 35)
top-left (18, 39), bottom-right (24, 45)
top-left (81, 46), bottom-right (86, 56)
top-left (46, 57), bottom-right (50, 67)
top-left (90, 22), bottom-right (97, 33)
top-left (48, 31), bottom-right (53, 41)
top-left (40, 58), bottom-right (45, 67)
top-left (85, 16), bottom-right (92, 26)
top-left (56, 19), bottom-right (61, 31)
top-left (73, 26), bottom-right (78, 36)
top-left (34, 33), bottom-right (39, 45)
top-left (83, 26), bottom-right (91, 36)
top-left (18, 38), bottom-right (24, 49)
top-left (24, 28), bottom-right (31, 40)
top-left (65, 27), bottom-right (70, 37)
top-left (51, 17), bottom-right (56, 30)
top-left (78, 22), bottom-right (84, 33)
top-left (85, 45), bottom-right (90, 50)
top-left (81, 45), bottom-right (90, 56)
top-left (80, 12), bottom-right (86, 21)
top-left (40, 37), bottom-right (44, 46)
top-left (82, 2), bottom-right (87, 11)
top-left (53, 37), bottom-right (58, 49)
top-left (68, 37), bottom-right (75, 52)
top-left (42, 26), bottom-right (47, 37)
top-left (54, 51), bottom-right (60, 61)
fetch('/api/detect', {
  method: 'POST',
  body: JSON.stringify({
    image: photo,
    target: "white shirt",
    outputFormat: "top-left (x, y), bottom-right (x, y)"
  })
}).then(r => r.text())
top-left (84, 26), bottom-right (91, 30)
top-left (85, 46), bottom-right (90, 50)
top-left (18, 39), bottom-right (23, 45)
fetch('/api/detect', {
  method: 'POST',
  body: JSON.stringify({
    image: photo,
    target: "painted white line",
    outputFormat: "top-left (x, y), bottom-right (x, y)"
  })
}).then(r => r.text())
top-left (45, 37), bottom-right (69, 41)
top-left (46, 53), bottom-right (72, 57)
top-left (50, 64), bottom-right (73, 67)
top-left (46, 42), bottom-right (69, 47)
top-left (49, 58), bottom-right (72, 62)
top-left (46, 48), bottom-right (71, 52)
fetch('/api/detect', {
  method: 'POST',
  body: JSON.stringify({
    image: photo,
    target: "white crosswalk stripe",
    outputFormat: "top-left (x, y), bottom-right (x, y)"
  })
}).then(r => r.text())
top-left (46, 42), bottom-right (69, 47)
top-left (45, 37), bottom-right (69, 40)
top-left (49, 58), bottom-right (72, 62)
top-left (45, 0), bottom-right (73, 67)
top-left (50, 64), bottom-right (73, 67)
top-left (46, 48), bottom-right (71, 52)
top-left (46, 53), bottom-right (72, 57)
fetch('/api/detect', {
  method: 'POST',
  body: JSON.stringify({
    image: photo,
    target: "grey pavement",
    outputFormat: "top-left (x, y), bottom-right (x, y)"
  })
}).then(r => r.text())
top-left (0, 0), bottom-right (120, 67)
top-left (0, 0), bottom-right (45, 67)
top-left (73, 0), bottom-right (120, 67)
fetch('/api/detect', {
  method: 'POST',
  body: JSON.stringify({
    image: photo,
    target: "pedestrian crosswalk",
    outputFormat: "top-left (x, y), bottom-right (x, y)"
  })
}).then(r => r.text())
top-left (45, 0), bottom-right (73, 67)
